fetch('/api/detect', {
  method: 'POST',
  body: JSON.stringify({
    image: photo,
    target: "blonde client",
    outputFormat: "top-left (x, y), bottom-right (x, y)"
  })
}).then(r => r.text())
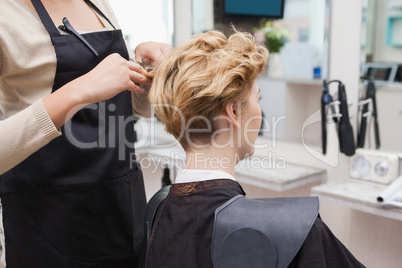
top-left (145, 29), bottom-right (364, 267)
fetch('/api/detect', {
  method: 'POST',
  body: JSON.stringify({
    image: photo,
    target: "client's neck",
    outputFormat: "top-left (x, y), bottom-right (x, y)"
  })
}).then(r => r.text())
top-left (185, 145), bottom-right (239, 176)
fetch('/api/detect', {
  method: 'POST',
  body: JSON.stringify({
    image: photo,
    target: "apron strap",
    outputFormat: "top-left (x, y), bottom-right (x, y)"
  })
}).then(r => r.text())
top-left (31, 0), bottom-right (60, 37)
top-left (84, 0), bottom-right (117, 30)
top-left (31, 0), bottom-right (117, 37)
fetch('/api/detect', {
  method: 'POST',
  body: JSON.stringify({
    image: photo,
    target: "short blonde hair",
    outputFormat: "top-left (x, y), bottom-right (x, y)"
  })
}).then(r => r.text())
top-left (149, 29), bottom-right (269, 149)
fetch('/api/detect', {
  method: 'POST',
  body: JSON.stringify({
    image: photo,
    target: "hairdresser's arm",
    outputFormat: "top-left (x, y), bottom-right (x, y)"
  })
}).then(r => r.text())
top-left (0, 100), bottom-right (60, 175)
top-left (0, 53), bottom-right (150, 175)
top-left (44, 53), bottom-right (151, 128)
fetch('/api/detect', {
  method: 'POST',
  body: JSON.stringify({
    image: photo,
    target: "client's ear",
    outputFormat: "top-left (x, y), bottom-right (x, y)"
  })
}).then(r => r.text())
top-left (224, 102), bottom-right (239, 129)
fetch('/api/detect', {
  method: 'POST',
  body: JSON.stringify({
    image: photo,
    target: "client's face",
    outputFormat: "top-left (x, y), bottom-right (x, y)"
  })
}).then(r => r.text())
top-left (238, 82), bottom-right (262, 157)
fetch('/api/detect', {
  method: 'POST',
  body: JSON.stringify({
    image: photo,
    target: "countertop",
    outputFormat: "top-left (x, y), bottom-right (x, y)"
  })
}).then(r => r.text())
top-left (311, 179), bottom-right (402, 221)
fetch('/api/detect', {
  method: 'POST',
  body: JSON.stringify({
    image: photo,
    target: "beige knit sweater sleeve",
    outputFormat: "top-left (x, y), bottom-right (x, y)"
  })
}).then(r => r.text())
top-left (0, 100), bottom-right (61, 175)
top-left (0, 0), bottom-right (62, 175)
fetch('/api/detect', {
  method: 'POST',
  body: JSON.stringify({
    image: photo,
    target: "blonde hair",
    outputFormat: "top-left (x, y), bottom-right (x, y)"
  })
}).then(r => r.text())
top-left (149, 29), bottom-right (269, 149)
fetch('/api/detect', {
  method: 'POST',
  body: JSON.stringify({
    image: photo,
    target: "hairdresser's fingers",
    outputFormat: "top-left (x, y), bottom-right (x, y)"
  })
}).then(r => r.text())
top-left (128, 70), bottom-right (152, 86)
top-left (125, 80), bottom-right (145, 93)
top-left (128, 61), bottom-right (153, 84)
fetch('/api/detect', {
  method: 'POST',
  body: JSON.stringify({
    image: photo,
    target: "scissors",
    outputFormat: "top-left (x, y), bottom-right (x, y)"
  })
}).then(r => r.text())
top-left (138, 56), bottom-right (154, 72)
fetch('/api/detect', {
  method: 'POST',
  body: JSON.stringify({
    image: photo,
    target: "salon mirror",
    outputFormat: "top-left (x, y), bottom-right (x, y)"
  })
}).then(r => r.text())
top-left (360, 0), bottom-right (402, 153)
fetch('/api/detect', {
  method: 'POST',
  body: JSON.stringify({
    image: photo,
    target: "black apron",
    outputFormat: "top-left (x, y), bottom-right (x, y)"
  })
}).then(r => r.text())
top-left (0, 0), bottom-right (146, 267)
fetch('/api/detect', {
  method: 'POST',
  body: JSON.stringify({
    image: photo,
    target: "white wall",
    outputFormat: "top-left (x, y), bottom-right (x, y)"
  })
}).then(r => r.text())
top-left (173, 0), bottom-right (192, 46)
top-left (192, 0), bottom-right (214, 34)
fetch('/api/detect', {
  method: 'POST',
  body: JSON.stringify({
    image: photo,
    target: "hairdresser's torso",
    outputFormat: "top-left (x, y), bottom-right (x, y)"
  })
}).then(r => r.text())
top-left (0, 0), bottom-right (119, 118)
top-left (0, 0), bottom-right (147, 267)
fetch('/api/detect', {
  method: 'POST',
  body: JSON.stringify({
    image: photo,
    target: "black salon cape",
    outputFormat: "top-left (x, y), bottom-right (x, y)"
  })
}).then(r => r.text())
top-left (145, 179), bottom-right (365, 268)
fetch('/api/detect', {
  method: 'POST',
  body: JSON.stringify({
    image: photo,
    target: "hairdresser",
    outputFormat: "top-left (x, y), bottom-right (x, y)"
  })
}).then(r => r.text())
top-left (0, 0), bottom-right (170, 266)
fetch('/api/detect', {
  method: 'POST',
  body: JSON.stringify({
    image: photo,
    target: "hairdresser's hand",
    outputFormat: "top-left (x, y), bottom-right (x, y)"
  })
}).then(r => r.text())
top-left (43, 53), bottom-right (152, 129)
top-left (135, 41), bottom-right (172, 65)
top-left (74, 53), bottom-right (152, 104)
